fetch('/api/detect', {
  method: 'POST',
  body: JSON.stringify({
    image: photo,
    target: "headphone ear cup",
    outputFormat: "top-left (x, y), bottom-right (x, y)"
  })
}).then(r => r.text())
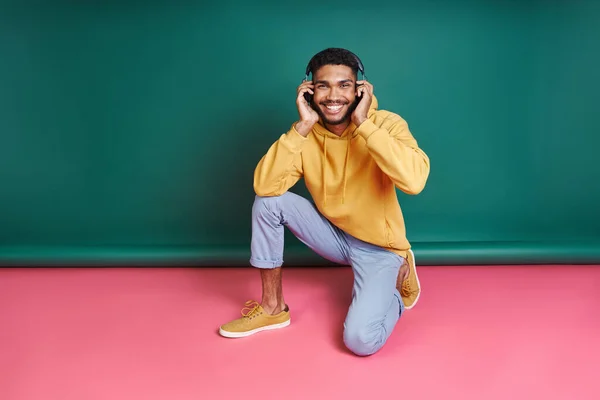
top-left (304, 91), bottom-right (312, 104)
top-left (303, 71), bottom-right (312, 104)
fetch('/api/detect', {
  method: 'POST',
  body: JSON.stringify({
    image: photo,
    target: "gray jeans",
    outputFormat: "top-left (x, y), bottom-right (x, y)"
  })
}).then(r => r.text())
top-left (250, 192), bottom-right (405, 356)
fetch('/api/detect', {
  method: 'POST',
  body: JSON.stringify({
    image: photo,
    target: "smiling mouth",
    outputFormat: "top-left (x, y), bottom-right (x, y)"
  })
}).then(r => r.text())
top-left (323, 103), bottom-right (346, 114)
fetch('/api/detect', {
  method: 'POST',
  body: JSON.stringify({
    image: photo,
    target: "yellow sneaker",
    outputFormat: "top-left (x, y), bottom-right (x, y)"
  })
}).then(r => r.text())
top-left (400, 249), bottom-right (421, 309)
top-left (218, 300), bottom-right (291, 338)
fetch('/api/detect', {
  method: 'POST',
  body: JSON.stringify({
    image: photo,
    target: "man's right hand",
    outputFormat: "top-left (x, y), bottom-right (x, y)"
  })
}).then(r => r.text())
top-left (295, 81), bottom-right (319, 137)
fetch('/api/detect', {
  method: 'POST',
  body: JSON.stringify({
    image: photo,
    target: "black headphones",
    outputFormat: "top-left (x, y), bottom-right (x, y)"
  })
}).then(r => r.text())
top-left (304, 50), bottom-right (367, 82)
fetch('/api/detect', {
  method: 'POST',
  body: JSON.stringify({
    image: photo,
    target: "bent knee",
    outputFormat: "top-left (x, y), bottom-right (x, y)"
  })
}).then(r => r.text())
top-left (343, 324), bottom-right (384, 357)
top-left (254, 194), bottom-right (280, 203)
top-left (252, 194), bottom-right (282, 213)
top-left (253, 192), bottom-right (293, 205)
top-left (253, 192), bottom-right (297, 216)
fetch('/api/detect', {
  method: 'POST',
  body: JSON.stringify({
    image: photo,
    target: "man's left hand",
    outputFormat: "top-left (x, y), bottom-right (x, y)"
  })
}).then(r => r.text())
top-left (351, 80), bottom-right (373, 127)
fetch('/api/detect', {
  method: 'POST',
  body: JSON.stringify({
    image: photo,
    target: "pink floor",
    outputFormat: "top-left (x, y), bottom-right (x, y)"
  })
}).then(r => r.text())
top-left (1, 265), bottom-right (599, 400)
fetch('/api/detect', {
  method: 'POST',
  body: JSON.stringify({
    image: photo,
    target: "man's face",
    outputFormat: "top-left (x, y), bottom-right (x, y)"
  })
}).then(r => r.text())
top-left (311, 64), bottom-right (357, 126)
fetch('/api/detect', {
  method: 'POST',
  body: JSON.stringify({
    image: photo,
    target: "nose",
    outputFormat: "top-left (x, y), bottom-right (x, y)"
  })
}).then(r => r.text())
top-left (326, 86), bottom-right (342, 100)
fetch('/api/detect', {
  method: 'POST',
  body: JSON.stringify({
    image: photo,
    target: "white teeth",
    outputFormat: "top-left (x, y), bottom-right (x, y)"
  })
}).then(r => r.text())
top-left (326, 105), bottom-right (343, 110)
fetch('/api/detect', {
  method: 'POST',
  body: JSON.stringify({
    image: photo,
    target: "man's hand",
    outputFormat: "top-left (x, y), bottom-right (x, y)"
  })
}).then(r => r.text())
top-left (295, 81), bottom-right (319, 137)
top-left (351, 80), bottom-right (374, 127)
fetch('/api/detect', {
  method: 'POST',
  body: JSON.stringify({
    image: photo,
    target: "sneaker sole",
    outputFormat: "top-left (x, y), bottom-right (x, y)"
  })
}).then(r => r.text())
top-left (404, 249), bottom-right (421, 310)
top-left (218, 319), bottom-right (291, 338)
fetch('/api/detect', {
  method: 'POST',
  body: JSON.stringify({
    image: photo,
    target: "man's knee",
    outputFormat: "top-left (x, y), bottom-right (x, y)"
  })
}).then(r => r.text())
top-left (252, 194), bottom-right (282, 214)
top-left (254, 194), bottom-right (279, 204)
top-left (343, 322), bottom-right (385, 357)
top-left (252, 193), bottom-right (297, 218)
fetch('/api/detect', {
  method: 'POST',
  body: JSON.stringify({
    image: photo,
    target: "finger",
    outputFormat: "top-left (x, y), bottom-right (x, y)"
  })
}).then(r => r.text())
top-left (356, 81), bottom-right (371, 93)
top-left (359, 82), bottom-right (373, 96)
top-left (297, 88), bottom-right (313, 102)
top-left (360, 81), bottom-right (372, 91)
top-left (297, 83), bottom-right (314, 94)
top-left (298, 87), bottom-right (313, 95)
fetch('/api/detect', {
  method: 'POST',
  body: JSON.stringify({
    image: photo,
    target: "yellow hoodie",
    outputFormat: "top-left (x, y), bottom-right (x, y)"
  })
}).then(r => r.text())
top-left (253, 96), bottom-right (430, 259)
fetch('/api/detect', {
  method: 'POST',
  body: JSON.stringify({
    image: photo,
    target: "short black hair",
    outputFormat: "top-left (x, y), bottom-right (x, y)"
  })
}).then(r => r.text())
top-left (306, 48), bottom-right (360, 78)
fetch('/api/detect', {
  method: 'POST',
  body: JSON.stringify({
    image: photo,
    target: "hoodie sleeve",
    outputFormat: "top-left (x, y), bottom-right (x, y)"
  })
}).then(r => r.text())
top-left (253, 124), bottom-right (307, 196)
top-left (356, 113), bottom-right (430, 195)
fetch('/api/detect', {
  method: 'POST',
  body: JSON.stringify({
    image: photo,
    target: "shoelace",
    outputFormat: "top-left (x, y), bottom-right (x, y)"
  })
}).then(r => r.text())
top-left (240, 300), bottom-right (262, 319)
top-left (401, 279), bottom-right (414, 296)
top-left (400, 262), bottom-right (416, 296)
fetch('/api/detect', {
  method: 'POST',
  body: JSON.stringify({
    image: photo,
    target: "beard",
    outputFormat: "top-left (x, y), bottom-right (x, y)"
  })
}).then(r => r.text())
top-left (312, 100), bottom-right (357, 126)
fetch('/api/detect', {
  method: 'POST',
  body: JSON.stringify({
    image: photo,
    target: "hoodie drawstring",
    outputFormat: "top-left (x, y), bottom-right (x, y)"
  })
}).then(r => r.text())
top-left (342, 135), bottom-right (350, 204)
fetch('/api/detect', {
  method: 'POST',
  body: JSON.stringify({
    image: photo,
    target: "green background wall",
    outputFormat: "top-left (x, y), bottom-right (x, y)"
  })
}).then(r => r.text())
top-left (1, 1), bottom-right (599, 266)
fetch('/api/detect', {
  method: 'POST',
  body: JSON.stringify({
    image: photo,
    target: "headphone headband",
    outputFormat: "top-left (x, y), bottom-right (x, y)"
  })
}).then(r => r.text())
top-left (304, 50), bottom-right (366, 81)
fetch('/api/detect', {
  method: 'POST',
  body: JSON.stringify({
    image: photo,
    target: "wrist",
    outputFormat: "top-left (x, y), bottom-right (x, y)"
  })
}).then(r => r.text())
top-left (353, 116), bottom-right (367, 126)
top-left (355, 118), bottom-right (378, 141)
top-left (295, 120), bottom-right (315, 137)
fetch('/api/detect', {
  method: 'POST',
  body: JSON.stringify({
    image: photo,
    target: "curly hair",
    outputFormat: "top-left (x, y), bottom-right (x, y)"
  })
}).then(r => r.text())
top-left (306, 48), bottom-right (361, 78)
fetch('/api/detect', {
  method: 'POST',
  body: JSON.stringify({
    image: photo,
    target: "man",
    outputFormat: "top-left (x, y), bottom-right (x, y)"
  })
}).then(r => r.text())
top-left (219, 48), bottom-right (430, 356)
